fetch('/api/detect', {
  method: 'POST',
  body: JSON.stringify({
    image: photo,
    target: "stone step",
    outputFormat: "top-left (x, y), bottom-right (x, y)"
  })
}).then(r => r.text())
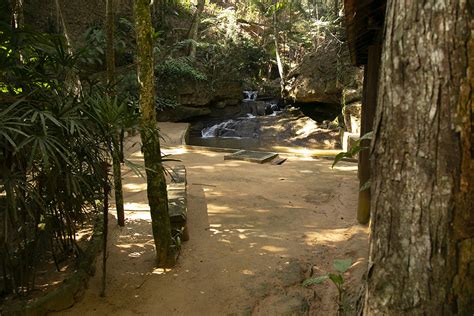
top-left (224, 150), bottom-right (278, 164)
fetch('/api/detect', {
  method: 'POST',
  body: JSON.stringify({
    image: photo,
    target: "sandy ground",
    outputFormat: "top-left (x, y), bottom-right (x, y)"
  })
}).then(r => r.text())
top-left (57, 123), bottom-right (368, 316)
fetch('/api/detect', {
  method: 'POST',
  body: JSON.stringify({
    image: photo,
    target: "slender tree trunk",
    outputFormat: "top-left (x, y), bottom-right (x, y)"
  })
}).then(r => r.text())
top-left (54, 0), bottom-right (81, 94)
top-left (105, 0), bottom-right (125, 163)
top-left (272, 9), bottom-right (285, 92)
top-left (111, 134), bottom-right (125, 226)
top-left (106, 0), bottom-right (116, 89)
top-left (100, 164), bottom-right (110, 297)
top-left (134, 0), bottom-right (175, 268)
top-left (364, 0), bottom-right (473, 314)
top-left (10, 0), bottom-right (23, 29)
top-left (106, 0), bottom-right (125, 227)
top-left (154, 0), bottom-right (165, 29)
top-left (187, 0), bottom-right (205, 58)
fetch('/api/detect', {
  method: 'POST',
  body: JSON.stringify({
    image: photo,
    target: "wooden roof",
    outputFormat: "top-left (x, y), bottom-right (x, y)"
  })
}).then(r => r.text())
top-left (344, 0), bottom-right (386, 66)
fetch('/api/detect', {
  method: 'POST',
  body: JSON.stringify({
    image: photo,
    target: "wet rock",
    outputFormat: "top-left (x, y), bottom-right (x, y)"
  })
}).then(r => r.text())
top-left (241, 101), bottom-right (267, 116)
top-left (158, 106), bottom-right (211, 122)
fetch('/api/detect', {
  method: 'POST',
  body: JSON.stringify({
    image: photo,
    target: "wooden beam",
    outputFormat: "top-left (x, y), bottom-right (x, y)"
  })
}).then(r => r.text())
top-left (357, 43), bottom-right (382, 224)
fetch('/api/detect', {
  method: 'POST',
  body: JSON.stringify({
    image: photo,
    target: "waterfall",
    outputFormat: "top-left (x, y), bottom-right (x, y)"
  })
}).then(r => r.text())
top-left (200, 93), bottom-right (283, 139)
top-left (202, 120), bottom-right (240, 138)
top-left (243, 90), bottom-right (258, 101)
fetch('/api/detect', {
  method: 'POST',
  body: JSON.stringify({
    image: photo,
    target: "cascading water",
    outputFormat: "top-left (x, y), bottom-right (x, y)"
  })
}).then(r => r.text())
top-left (201, 92), bottom-right (282, 140)
top-left (243, 90), bottom-right (258, 101)
top-left (202, 119), bottom-right (244, 138)
top-left (188, 91), bottom-right (287, 149)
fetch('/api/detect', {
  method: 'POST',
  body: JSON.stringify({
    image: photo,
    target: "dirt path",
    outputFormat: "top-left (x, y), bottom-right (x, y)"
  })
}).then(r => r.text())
top-left (58, 123), bottom-right (368, 315)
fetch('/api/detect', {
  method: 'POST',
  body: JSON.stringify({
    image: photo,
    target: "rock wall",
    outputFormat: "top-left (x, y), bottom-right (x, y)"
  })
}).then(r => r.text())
top-left (283, 41), bottom-right (363, 129)
top-left (158, 80), bottom-right (244, 122)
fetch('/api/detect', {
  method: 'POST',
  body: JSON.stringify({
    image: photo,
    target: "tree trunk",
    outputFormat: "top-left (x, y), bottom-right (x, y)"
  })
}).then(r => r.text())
top-left (106, 0), bottom-right (116, 89)
top-left (111, 134), bottom-right (125, 226)
top-left (272, 9), bottom-right (285, 91)
top-left (54, 0), bottom-right (81, 95)
top-left (134, 0), bottom-right (175, 268)
top-left (100, 164), bottom-right (110, 297)
top-left (106, 0), bottom-right (125, 227)
top-left (10, 0), bottom-right (24, 29)
top-left (364, 0), bottom-right (473, 314)
top-left (187, 0), bottom-right (205, 58)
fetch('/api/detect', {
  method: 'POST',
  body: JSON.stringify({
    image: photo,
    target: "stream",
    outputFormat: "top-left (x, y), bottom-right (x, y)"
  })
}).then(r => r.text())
top-left (187, 92), bottom-right (341, 151)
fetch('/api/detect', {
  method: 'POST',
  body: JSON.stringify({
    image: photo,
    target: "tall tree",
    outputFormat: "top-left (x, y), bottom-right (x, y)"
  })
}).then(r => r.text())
top-left (9, 0), bottom-right (23, 29)
top-left (134, 0), bottom-right (175, 267)
top-left (105, 0), bottom-right (125, 227)
top-left (272, 3), bottom-right (285, 91)
top-left (187, 0), bottom-right (205, 58)
top-left (364, 0), bottom-right (473, 314)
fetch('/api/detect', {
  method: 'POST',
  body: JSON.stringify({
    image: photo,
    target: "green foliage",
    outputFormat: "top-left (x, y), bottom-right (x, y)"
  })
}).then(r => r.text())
top-left (154, 57), bottom-right (207, 110)
top-left (79, 18), bottom-right (134, 68)
top-left (303, 258), bottom-right (353, 313)
top-left (155, 57), bottom-right (207, 82)
top-left (333, 258), bottom-right (352, 273)
top-left (0, 25), bottom-right (134, 297)
top-left (156, 96), bottom-right (179, 110)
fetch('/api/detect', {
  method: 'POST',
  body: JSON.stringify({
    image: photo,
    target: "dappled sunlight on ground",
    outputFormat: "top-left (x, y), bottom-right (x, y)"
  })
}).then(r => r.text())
top-left (62, 128), bottom-right (368, 316)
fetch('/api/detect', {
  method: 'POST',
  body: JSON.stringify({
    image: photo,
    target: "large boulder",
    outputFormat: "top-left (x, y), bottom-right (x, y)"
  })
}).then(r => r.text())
top-left (175, 80), bottom-right (242, 108)
top-left (284, 42), bottom-right (361, 105)
top-left (176, 81), bottom-right (213, 107)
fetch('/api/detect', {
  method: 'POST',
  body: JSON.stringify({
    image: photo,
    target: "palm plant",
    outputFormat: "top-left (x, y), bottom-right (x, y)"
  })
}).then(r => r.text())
top-left (83, 88), bottom-right (139, 227)
top-left (0, 25), bottom-right (114, 296)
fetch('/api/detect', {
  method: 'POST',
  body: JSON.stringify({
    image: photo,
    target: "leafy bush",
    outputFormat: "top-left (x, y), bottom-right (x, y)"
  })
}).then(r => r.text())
top-left (155, 56), bottom-right (207, 82)
top-left (79, 18), bottom-right (134, 69)
top-left (0, 25), bottom-right (133, 297)
top-left (154, 57), bottom-right (207, 110)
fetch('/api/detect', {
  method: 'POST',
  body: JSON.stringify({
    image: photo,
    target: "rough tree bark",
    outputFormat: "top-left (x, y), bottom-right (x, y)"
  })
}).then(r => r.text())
top-left (187, 0), bottom-right (205, 58)
top-left (364, 0), bottom-right (473, 314)
top-left (134, 0), bottom-right (175, 268)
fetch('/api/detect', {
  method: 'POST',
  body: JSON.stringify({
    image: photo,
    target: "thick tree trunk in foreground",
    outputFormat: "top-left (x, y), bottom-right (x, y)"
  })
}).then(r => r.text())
top-left (364, 0), bottom-right (473, 314)
top-left (134, 0), bottom-right (174, 267)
